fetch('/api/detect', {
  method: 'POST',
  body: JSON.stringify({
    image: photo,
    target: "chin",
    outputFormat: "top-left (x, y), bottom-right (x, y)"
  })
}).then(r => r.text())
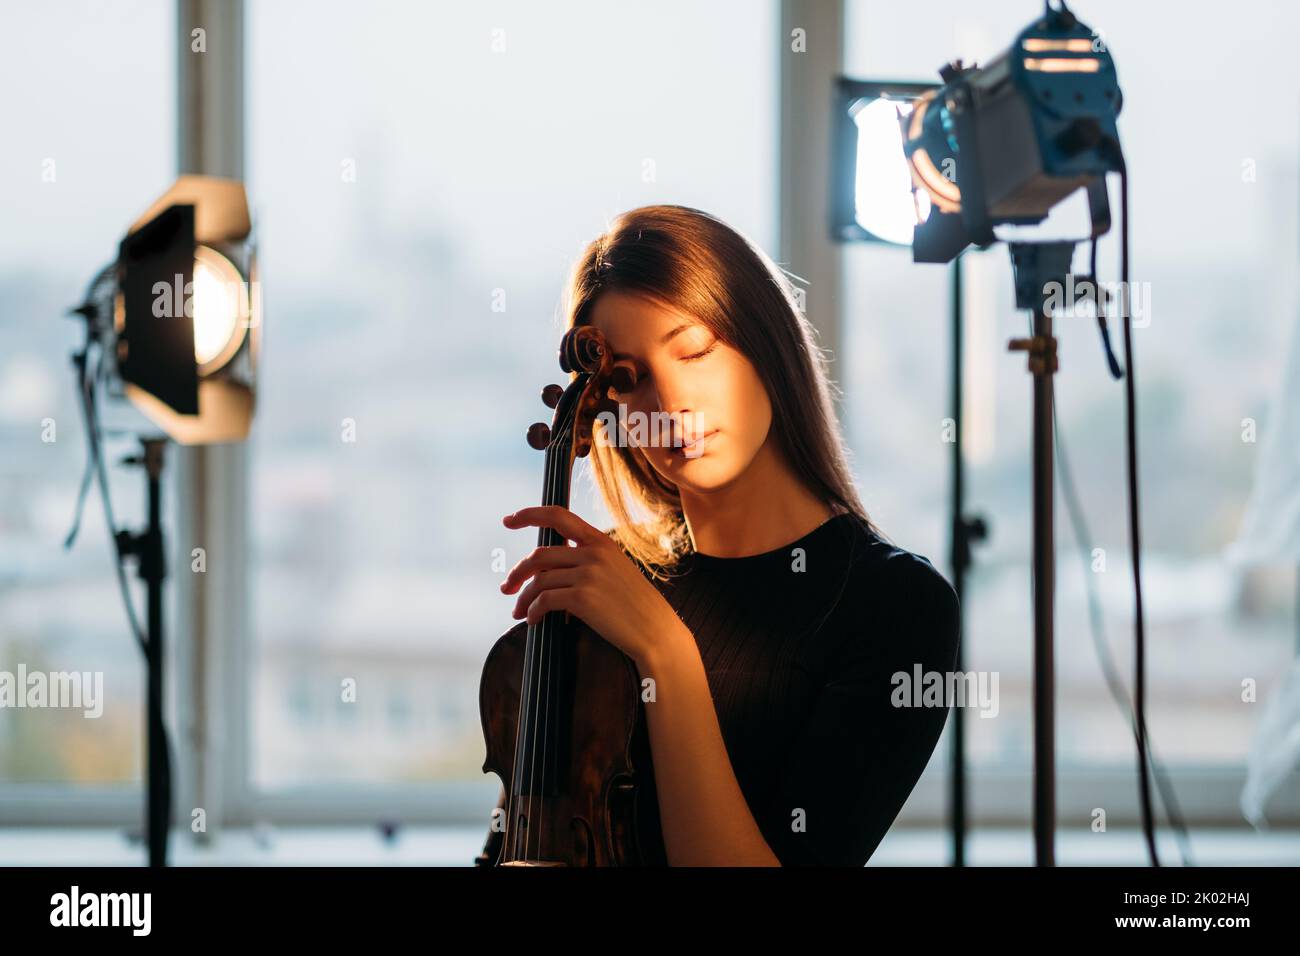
top-left (651, 453), bottom-right (745, 495)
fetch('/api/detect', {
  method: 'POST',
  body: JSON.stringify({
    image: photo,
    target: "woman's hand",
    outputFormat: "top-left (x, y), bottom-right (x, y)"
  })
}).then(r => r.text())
top-left (499, 505), bottom-right (685, 669)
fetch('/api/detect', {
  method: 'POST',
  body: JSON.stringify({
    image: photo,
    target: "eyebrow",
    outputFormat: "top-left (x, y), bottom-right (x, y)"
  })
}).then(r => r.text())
top-left (609, 323), bottom-right (700, 361)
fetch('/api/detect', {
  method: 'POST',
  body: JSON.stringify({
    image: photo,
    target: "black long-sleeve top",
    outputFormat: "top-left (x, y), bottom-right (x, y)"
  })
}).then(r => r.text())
top-left (475, 510), bottom-right (960, 866)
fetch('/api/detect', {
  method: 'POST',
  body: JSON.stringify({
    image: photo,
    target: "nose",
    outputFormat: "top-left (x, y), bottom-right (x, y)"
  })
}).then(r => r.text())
top-left (656, 403), bottom-right (703, 446)
top-left (646, 379), bottom-right (680, 417)
top-left (646, 384), bottom-right (692, 442)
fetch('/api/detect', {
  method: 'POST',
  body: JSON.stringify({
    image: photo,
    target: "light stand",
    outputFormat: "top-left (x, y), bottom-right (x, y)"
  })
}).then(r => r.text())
top-left (947, 254), bottom-right (967, 868)
top-left (946, 253), bottom-right (990, 867)
top-left (1007, 240), bottom-right (1075, 866)
top-left (114, 437), bottom-right (173, 867)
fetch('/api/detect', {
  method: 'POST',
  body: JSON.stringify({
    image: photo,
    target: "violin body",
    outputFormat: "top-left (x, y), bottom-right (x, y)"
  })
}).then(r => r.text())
top-left (475, 325), bottom-right (665, 867)
top-left (478, 618), bottom-right (665, 866)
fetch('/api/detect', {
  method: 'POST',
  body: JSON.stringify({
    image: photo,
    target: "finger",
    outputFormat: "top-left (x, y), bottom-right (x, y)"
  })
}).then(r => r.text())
top-left (524, 586), bottom-right (580, 625)
top-left (503, 505), bottom-right (604, 547)
top-left (500, 546), bottom-right (588, 594)
top-left (511, 568), bottom-right (583, 619)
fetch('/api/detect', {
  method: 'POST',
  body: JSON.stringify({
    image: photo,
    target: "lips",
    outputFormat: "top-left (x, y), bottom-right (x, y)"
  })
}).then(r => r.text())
top-left (675, 430), bottom-right (718, 456)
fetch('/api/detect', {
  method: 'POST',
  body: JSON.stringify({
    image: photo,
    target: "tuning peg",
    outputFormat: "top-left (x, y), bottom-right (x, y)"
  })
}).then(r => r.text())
top-left (527, 422), bottom-right (551, 450)
top-left (541, 384), bottom-right (562, 408)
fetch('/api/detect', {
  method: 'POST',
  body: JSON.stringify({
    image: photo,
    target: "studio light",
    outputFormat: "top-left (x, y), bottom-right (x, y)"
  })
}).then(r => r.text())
top-left (63, 173), bottom-right (261, 867)
top-left (898, 3), bottom-right (1123, 263)
top-left (77, 174), bottom-right (260, 445)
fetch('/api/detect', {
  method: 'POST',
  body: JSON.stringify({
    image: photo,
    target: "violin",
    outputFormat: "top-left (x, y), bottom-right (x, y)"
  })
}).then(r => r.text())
top-left (475, 326), bottom-right (666, 866)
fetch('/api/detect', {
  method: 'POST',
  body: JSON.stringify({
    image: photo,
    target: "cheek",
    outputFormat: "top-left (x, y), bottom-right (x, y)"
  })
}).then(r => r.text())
top-left (717, 355), bottom-right (771, 443)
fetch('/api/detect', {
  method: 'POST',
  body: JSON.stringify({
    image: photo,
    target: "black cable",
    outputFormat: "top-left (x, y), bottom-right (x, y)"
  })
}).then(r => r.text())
top-left (1029, 290), bottom-right (1188, 864)
top-left (63, 265), bottom-right (117, 549)
top-left (63, 351), bottom-right (96, 550)
top-left (88, 345), bottom-right (148, 654)
top-left (1053, 401), bottom-right (1193, 865)
top-left (1111, 152), bottom-right (1160, 867)
top-left (64, 293), bottom-right (147, 653)
top-left (1089, 238), bottom-right (1123, 379)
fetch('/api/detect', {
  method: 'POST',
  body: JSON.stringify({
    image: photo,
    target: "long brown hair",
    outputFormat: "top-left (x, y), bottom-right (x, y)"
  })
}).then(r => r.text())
top-left (564, 205), bottom-right (874, 578)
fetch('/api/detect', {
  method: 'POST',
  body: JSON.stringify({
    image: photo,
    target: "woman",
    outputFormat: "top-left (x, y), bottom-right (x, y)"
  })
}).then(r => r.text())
top-left (476, 205), bottom-right (959, 867)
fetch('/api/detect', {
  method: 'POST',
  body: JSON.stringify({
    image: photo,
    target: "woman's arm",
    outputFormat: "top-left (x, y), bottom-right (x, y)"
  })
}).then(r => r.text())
top-left (636, 619), bottom-right (782, 866)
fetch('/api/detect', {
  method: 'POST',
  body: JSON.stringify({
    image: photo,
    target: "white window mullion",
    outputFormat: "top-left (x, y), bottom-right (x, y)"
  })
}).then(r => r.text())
top-left (173, 0), bottom-right (248, 845)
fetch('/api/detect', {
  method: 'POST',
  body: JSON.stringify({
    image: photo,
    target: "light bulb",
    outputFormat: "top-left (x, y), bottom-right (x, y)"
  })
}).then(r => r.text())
top-left (852, 97), bottom-right (922, 246)
top-left (192, 245), bottom-right (248, 375)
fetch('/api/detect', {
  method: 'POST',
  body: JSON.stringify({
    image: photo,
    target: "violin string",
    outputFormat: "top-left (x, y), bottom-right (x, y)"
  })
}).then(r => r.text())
top-left (509, 458), bottom-right (544, 864)
top-left (520, 427), bottom-right (551, 864)
top-left (513, 431), bottom-right (551, 864)
top-left (533, 412), bottom-right (572, 862)
top-left (505, 559), bottom-right (533, 862)
top-left (507, 418), bottom-right (555, 864)
top-left (513, 410), bottom-right (572, 863)
top-left (541, 412), bottom-right (574, 861)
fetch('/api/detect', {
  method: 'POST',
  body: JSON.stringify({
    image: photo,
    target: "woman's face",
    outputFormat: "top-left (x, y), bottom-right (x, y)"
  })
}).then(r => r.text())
top-left (587, 289), bottom-right (772, 494)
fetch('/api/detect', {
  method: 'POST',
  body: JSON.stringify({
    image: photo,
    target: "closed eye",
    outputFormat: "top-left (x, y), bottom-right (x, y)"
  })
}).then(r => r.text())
top-left (679, 342), bottom-right (719, 363)
top-left (610, 341), bottom-right (718, 395)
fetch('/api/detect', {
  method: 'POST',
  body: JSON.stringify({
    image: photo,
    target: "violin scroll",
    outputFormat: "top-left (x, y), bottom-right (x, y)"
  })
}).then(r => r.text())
top-left (558, 325), bottom-right (606, 375)
top-left (525, 326), bottom-right (635, 460)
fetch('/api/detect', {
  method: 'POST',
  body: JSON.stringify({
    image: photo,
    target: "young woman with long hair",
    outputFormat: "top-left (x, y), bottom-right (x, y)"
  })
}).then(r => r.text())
top-left (477, 204), bottom-right (959, 867)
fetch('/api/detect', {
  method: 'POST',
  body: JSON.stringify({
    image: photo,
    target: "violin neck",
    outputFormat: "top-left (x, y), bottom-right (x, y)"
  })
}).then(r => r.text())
top-left (536, 440), bottom-right (573, 550)
top-left (510, 435), bottom-right (577, 801)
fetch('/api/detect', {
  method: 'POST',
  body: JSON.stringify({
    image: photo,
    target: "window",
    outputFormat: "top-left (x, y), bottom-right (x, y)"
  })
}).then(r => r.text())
top-left (245, 0), bottom-right (778, 797)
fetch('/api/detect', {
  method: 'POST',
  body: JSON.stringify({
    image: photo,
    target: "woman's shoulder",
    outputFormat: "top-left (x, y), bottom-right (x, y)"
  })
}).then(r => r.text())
top-left (836, 516), bottom-right (954, 602)
top-left (859, 533), bottom-right (956, 610)
top-left (835, 520), bottom-right (961, 660)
